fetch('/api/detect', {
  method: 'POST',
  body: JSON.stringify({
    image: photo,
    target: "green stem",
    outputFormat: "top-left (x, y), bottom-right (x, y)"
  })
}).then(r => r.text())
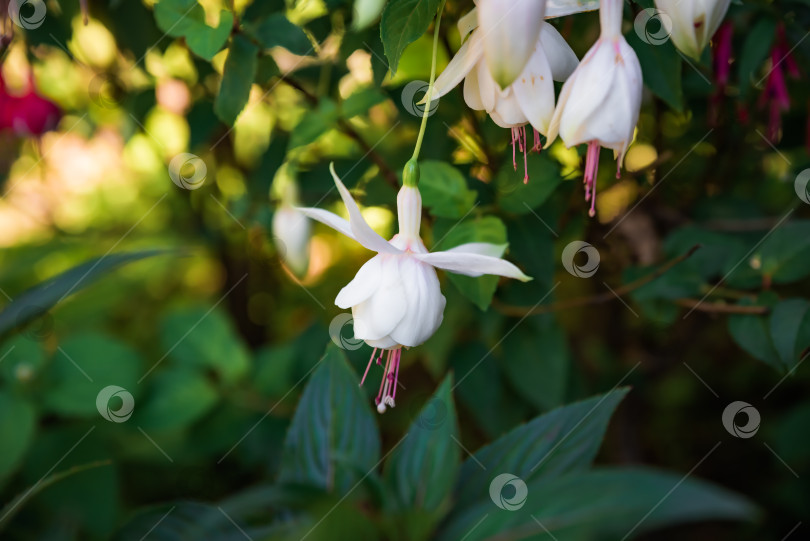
top-left (411, 0), bottom-right (446, 162)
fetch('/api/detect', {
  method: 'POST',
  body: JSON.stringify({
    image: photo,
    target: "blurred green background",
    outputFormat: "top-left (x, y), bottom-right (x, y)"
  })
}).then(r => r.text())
top-left (1, 0), bottom-right (809, 540)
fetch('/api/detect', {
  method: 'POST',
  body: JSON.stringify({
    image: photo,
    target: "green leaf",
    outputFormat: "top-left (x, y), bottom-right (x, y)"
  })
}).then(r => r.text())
top-left (279, 344), bottom-right (381, 494)
top-left (214, 35), bottom-right (258, 126)
top-left (496, 152), bottom-right (562, 214)
top-left (44, 333), bottom-right (142, 417)
top-left (438, 467), bottom-right (755, 541)
top-left (738, 18), bottom-right (776, 99)
top-left (0, 460), bottom-right (111, 534)
top-left (432, 216), bottom-right (509, 310)
top-left (625, 31), bottom-right (684, 111)
top-left (757, 221), bottom-right (810, 284)
top-left (452, 388), bottom-right (629, 510)
top-left (0, 335), bottom-right (46, 386)
top-left (0, 250), bottom-right (168, 338)
top-left (380, 0), bottom-right (441, 74)
top-left (769, 299), bottom-right (810, 371)
top-left (159, 306), bottom-right (251, 384)
top-left (729, 308), bottom-right (781, 371)
top-left (500, 318), bottom-right (569, 411)
top-left (385, 375), bottom-right (459, 511)
top-left (244, 13), bottom-right (312, 55)
top-left (0, 392), bottom-right (36, 480)
top-left (419, 161), bottom-right (477, 219)
top-left (289, 99), bottom-right (340, 149)
top-left (153, 0), bottom-right (233, 61)
top-left (136, 368), bottom-right (219, 431)
top-left (341, 88), bottom-right (388, 119)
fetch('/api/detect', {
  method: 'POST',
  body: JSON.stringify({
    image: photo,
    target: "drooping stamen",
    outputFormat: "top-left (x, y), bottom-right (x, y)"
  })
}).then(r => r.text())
top-left (391, 349), bottom-right (401, 401)
top-left (375, 349), bottom-right (392, 407)
top-left (532, 128), bottom-right (542, 153)
top-left (511, 127), bottom-right (518, 171)
top-left (522, 126), bottom-right (529, 184)
top-left (583, 141), bottom-right (601, 218)
top-left (360, 347), bottom-right (377, 386)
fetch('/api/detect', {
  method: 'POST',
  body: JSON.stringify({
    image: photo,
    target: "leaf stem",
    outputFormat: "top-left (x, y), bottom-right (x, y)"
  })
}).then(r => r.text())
top-left (411, 0), bottom-right (446, 162)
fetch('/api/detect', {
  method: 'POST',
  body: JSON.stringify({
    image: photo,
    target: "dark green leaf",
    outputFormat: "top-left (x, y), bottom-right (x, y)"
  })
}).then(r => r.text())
top-left (626, 31), bottom-right (684, 111)
top-left (500, 318), bottom-right (569, 411)
top-left (341, 88), bottom-right (388, 119)
top-left (289, 99), bottom-right (340, 149)
top-left (729, 309), bottom-right (781, 370)
top-left (757, 221), bottom-right (810, 284)
top-left (438, 467), bottom-right (755, 541)
top-left (769, 299), bottom-right (810, 371)
top-left (496, 152), bottom-right (562, 214)
top-left (0, 392), bottom-right (36, 480)
top-left (453, 388), bottom-right (629, 510)
top-left (279, 344), bottom-right (380, 494)
top-left (385, 375), bottom-right (459, 511)
top-left (44, 333), bottom-right (143, 417)
top-left (244, 13), bottom-right (312, 55)
top-left (380, 0), bottom-right (441, 74)
top-left (0, 250), bottom-right (169, 338)
top-left (136, 368), bottom-right (219, 431)
top-left (159, 306), bottom-right (251, 384)
top-left (153, 0), bottom-right (233, 60)
top-left (214, 35), bottom-right (259, 125)
top-left (419, 161), bottom-right (477, 219)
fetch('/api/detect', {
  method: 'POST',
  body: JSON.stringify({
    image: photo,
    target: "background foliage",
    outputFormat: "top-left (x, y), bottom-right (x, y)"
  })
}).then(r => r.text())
top-left (1, 0), bottom-right (809, 540)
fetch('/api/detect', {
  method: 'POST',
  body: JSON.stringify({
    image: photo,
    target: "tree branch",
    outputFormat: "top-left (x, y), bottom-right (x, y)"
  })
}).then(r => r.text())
top-left (494, 244), bottom-right (702, 317)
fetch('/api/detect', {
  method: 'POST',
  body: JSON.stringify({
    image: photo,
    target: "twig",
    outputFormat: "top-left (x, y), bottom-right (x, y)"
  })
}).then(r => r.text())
top-left (494, 244), bottom-right (702, 317)
top-left (673, 299), bottom-right (769, 314)
top-left (280, 77), bottom-right (400, 190)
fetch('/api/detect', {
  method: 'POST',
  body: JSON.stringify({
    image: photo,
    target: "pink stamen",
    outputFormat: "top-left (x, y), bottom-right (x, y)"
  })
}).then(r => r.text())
top-left (532, 128), bottom-right (542, 152)
top-left (375, 350), bottom-right (392, 405)
top-left (584, 141), bottom-right (601, 218)
top-left (511, 127), bottom-right (518, 171)
top-left (522, 126), bottom-right (529, 184)
top-left (391, 349), bottom-right (401, 400)
top-left (360, 348), bottom-right (377, 386)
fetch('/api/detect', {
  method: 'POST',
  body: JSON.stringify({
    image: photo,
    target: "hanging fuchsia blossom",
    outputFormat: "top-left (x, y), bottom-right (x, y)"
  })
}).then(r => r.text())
top-left (298, 163), bottom-right (530, 412)
top-left (431, 2), bottom-right (579, 183)
top-left (709, 21), bottom-right (733, 126)
top-left (758, 24), bottom-right (800, 143)
top-left (546, 0), bottom-right (642, 217)
top-left (0, 71), bottom-right (61, 137)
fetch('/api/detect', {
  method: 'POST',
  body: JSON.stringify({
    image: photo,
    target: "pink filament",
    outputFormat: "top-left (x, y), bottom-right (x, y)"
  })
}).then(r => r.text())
top-left (584, 141), bottom-right (601, 218)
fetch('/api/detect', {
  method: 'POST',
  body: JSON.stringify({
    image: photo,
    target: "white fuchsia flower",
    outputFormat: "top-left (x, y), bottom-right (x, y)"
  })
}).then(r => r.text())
top-left (546, 0), bottom-right (642, 217)
top-left (433, 14), bottom-right (578, 182)
top-left (654, 0), bottom-right (731, 61)
top-left (272, 174), bottom-right (311, 278)
top-left (298, 163), bottom-right (530, 412)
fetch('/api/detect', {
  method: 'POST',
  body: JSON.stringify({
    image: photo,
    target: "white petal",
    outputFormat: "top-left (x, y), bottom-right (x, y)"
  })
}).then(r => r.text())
top-left (351, 261), bottom-right (407, 340)
top-left (389, 258), bottom-right (445, 347)
top-left (545, 0), bottom-right (599, 19)
top-left (479, 0), bottom-right (546, 88)
top-left (463, 64), bottom-right (485, 110)
top-left (538, 22), bottom-right (579, 81)
top-left (330, 164), bottom-right (402, 255)
top-left (417, 251), bottom-right (532, 281)
top-left (492, 89), bottom-right (528, 127)
top-left (512, 42), bottom-right (556, 134)
top-left (296, 207), bottom-right (355, 241)
top-left (476, 59), bottom-right (497, 112)
top-left (458, 8), bottom-right (479, 41)
top-left (432, 31), bottom-right (484, 100)
top-left (444, 242), bottom-right (507, 258)
top-left (335, 255), bottom-right (383, 309)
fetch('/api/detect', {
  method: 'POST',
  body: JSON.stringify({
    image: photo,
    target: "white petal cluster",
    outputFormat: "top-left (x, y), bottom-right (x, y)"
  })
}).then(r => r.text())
top-left (654, 0), bottom-right (731, 60)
